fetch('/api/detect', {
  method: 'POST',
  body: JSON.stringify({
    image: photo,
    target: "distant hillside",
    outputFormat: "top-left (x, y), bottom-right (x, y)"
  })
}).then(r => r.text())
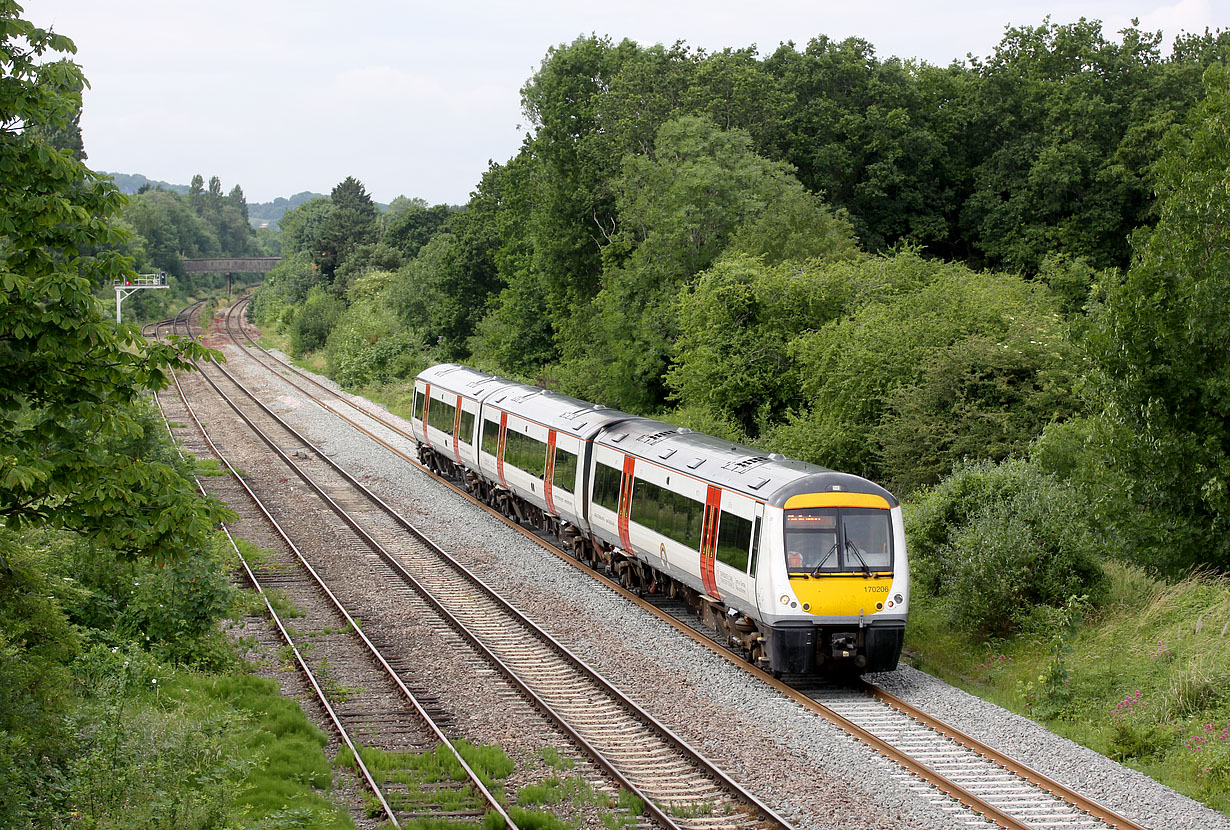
top-left (102, 171), bottom-right (189, 195)
top-left (100, 173), bottom-right (394, 230)
top-left (247, 191), bottom-right (327, 230)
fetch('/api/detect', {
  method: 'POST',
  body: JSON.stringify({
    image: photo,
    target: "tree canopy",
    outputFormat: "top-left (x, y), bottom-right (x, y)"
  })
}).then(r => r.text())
top-left (0, 0), bottom-right (225, 557)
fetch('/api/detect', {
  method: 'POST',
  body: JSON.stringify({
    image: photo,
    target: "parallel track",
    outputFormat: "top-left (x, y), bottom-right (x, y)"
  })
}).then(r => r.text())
top-left (217, 297), bottom-right (1151, 830)
top-left (153, 310), bottom-right (514, 829)
top-left (169, 303), bottom-right (794, 830)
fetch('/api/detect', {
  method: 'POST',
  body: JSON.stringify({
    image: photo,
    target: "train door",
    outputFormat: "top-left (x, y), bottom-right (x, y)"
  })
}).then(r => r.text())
top-left (699, 485), bottom-right (721, 599)
top-left (616, 456), bottom-right (635, 552)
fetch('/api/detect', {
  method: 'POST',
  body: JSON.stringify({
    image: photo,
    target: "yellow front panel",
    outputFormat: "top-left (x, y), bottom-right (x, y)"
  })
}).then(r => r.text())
top-left (789, 574), bottom-right (894, 616)
top-left (784, 492), bottom-right (891, 510)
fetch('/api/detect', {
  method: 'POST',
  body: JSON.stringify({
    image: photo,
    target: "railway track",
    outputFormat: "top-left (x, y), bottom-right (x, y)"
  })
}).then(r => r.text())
top-left (162, 304), bottom-right (794, 830)
top-left (152, 311), bottom-right (515, 829)
top-left (211, 297), bottom-right (1154, 830)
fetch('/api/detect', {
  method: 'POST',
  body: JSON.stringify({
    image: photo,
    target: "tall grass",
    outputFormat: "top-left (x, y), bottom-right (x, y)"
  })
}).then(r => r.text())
top-left (905, 562), bottom-right (1230, 815)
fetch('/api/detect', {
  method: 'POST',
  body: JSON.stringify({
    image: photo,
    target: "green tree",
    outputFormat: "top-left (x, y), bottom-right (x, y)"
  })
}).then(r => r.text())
top-left (566, 115), bottom-right (847, 410)
top-left (669, 253), bottom-right (861, 435)
top-left (0, 0), bottom-right (224, 553)
top-left (317, 175), bottom-right (378, 287)
top-left (763, 36), bottom-right (957, 253)
top-left (960, 18), bottom-right (1207, 273)
top-left (384, 199), bottom-right (451, 260)
top-left (278, 196), bottom-right (334, 258)
top-left (1088, 64), bottom-right (1230, 571)
top-left (122, 187), bottom-right (217, 273)
top-left (767, 254), bottom-right (1075, 490)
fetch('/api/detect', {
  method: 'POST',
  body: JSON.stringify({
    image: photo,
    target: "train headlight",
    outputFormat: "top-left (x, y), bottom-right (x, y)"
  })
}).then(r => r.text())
top-left (894, 593), bottom-right (903, 604)
top-left (779, 595), bottom-right (790, 606)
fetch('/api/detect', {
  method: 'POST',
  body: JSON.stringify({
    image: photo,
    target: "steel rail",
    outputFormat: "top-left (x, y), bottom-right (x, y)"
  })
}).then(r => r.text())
top-left (166, 306), bottom-right (518, 830)
top-left (206, 301), bottom-right (795, 830)
top-left (220, 299), bottom-right (1148, 830)
top-left (169, 304), bottom-right (514, 830)
top-left (151, 317), bottom-right (403, 828)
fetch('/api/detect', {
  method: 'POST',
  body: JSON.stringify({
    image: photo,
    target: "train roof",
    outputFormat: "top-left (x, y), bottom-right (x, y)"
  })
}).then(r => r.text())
top-left (418, 364), bottom-right (897, 508)
top-left (594, 416), bottom-right (898, 508)
top-left (418, 364), bottom-right (636, 439)
top-left (418, 363), bottom-right (507, 399)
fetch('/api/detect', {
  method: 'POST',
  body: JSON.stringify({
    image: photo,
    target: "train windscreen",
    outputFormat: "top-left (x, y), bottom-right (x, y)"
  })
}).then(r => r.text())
top-left (784, 507), bottom-right (892, 574)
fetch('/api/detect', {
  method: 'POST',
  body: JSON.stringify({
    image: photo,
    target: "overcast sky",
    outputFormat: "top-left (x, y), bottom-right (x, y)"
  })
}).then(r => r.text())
top-left (34, 0), bottom-right (1225, 206)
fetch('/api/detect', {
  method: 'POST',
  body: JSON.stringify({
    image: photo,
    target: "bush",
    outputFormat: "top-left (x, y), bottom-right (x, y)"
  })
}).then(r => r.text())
top-left (289, 287), bottom-right (346, 356)
top-left (907, 459), bottom-right (1108, 638)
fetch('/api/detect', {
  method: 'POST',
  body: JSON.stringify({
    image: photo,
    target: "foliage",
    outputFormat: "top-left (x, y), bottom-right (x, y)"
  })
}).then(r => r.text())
top-left (0, 2), bottom-right (227, 556)
top-left (766, 254), bottom-right (1076, 491)
top-left (324, 271), bottom-right (428, 387)
top-left (958, 19), bottom-right (1204, 273)
top-left (906, 459), bottom-right (1107, 638)
top-left (669, 253), bottom-right (864, 435)
top-left (288, 286), bottom-right (346, 356)
top-left (763, 35), bottom-right (963, 254)
top-left (557, 115), bottom-right (852, 410)
top-left (1083, 64), bottom-right (1230, 572)
top-left (317, 176), bottom-right (378, 289)
top-left (0, 530), bottom-right (80, 825)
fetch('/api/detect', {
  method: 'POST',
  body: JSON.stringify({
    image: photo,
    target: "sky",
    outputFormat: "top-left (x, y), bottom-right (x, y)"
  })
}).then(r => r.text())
top-left (33, 0), bottom-right (1227, 206)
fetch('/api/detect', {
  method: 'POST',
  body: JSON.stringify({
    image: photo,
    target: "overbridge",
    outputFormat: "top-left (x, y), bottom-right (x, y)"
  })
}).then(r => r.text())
top-left (181, 256), bottom-right (282, 294)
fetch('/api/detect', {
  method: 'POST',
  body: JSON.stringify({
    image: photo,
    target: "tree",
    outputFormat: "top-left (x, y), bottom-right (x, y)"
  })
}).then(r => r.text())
top-left (564, 115), bottom-right (847, 410)
top-left (763, 36), bottom-right (956, 253)
top-left (0, 0), bottom-right (225, 554)
top-left (766, 254), bottom-right (1076, 489)
top-left (227, 183), bottom-right (249, 224)
top-left (960, 19), bottom-right (1204, 273)
top-left (317, 176), bottom-right (377, 287)
top-left (279, 196), bottom-right (334, 258)
top-left (1089, 64), bottom-right (1230, 571)
top-left (384, 200), bottom-right (451, 260)
top-left (669, 253), bottom-right (862, 435)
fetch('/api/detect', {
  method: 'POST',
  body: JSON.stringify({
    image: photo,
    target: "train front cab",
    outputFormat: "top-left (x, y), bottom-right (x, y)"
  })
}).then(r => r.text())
top-left (760, 490), bottom-right (907, 674)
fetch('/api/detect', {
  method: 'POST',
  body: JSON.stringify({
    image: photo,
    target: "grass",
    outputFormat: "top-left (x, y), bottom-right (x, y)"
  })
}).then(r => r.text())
top-left (905, 561), bottom-right (1230, 815)
top-left (66, 666), bottom-right (355, 830)
top-left (334, 741), bottom-right (644, 830)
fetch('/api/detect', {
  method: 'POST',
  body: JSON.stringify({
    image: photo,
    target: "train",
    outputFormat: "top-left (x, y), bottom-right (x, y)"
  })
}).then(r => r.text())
top-left (409, 363), bottom-right (908, 675)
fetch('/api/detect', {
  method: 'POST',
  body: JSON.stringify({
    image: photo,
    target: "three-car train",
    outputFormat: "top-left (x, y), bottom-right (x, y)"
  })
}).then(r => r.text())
top-left (410, 363), bottom-right (908, 675)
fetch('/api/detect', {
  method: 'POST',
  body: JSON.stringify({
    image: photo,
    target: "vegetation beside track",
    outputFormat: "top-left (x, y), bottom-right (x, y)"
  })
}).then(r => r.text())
top-left (905, 563), bottom-right (1230, 814)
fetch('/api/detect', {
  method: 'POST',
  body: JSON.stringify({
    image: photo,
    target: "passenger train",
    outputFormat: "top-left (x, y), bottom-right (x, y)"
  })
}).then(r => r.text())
top-left (410, 364), bottom-right (908, 675)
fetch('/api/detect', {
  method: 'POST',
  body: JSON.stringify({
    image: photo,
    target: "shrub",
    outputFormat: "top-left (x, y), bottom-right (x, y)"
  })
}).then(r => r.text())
top-left (288, 287), bottom-right (346, 356)
top-left (907, 459), bottom-right (1108, 638)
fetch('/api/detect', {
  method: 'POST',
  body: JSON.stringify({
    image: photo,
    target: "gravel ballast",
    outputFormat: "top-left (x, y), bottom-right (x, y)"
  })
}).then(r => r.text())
top-left (215, 333), bottom-right (1229, 830)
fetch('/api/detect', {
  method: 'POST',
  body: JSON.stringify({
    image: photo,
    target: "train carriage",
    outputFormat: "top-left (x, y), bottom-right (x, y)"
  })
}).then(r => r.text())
top-left (410, 364), bottom-right (908, 675)
top-left (412, 364), bottom-right (501, 475)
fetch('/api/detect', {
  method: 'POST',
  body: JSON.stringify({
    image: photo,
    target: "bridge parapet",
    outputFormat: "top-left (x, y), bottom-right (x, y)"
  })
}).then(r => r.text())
top-left (182, 257), bottom-right (282, 273)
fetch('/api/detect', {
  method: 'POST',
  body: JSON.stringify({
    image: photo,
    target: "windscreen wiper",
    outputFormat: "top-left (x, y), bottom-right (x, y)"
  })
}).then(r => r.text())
top-left (846, 539), bottom-right (872, 578)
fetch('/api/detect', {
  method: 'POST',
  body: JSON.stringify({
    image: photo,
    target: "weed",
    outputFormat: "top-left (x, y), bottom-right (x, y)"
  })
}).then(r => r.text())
top-left (666, 800), bottom-right (714, 818)
top-left (538, 746), bottom-right (575, 771)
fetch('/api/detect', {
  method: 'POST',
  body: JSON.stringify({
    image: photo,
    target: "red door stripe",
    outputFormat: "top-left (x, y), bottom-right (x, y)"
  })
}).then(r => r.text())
top-left (701, 485), bottom-right (722, 599)
top-left (452, 395), bottom-right (462, 460)
top-left (618, 455), bottom-right (635, 552)
top-left (544, 430), bottom-right (557, 514)
top-left (496, 412), bottom-right (508, 488)
top-left (421, 383), bottom-right (432, 448)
